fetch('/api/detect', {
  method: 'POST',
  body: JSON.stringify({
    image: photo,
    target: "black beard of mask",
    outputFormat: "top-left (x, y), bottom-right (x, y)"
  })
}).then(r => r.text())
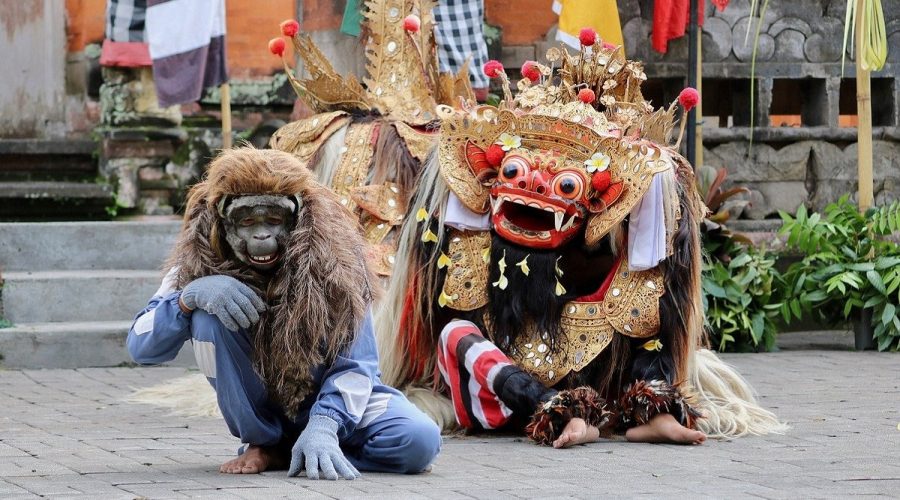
top-left (486, 234), bottom-right (579, 353)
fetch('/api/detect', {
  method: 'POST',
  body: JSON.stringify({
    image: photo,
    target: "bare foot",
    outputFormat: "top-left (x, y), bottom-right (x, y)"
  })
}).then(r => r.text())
top-left (625, 413), bottom-right (707, 445)
top-left (219, 445), bottom-right (286, 474)
top-left (553, 418), bottom-right (601, 449)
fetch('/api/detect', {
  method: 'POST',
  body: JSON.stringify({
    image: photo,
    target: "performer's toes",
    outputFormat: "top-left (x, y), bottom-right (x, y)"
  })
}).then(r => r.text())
top-left (220, 445), bottom-right (282, 474)
top-left (625, 413), bottom-right (705, 445)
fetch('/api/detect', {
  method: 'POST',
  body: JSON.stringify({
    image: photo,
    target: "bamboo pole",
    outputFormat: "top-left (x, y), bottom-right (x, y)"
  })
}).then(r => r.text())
top-left (856, 0), bottom-right (874, 211)
top-left (696, 27), bottom-right (704, 169)
top-left (221, 83), bottom-right (233, 150)
top-left (685, 0), bottom-right (698, 165)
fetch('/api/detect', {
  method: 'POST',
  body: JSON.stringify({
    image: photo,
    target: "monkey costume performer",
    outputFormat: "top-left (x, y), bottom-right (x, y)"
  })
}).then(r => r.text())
top-left (127, 149), bottom-right (441, 478)
top-left (375, 41), bottom-right (786, 445)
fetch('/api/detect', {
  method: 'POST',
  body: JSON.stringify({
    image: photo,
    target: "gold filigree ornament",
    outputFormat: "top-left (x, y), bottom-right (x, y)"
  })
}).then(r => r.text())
top-left (439, 230), bottom-right (491, 311)
top-left (329, 122), bottom-right (378, 212)
top-left (508, 259), bottom-right (664, 385)
top-left (268, 111), bottom-right (350, 163)
top-left (278, 0), bottom-right (472, 124)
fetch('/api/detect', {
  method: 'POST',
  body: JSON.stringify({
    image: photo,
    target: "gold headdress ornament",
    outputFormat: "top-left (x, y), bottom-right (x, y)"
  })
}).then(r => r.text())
top-left (271, 0), bottom-right (473, 125)
top-left (437, 30), bottom-right (694, 246)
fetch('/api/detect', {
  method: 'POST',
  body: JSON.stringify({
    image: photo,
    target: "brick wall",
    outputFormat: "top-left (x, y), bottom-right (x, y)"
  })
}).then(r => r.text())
top-left (485, 0), bottom-right (556, 45)
top-left (302, 0), bottom-right (345, 31)
top-left (64, 0), bottom-right (295, 78)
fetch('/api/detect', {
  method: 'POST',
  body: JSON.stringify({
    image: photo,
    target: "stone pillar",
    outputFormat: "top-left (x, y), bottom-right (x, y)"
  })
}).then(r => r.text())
top-left (99, 67), bottom-right (182, 127)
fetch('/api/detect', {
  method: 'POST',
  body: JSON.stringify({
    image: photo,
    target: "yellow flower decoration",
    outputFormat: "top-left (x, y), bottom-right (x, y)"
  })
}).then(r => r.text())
top-left (555, 257), bottom-right (564, 277)
top-left (421, 228), bottom-right (438, 243)
top-left (493, 249), bottom-right (509, 290)
top-left (516, 255), bottom-right (530, 276)
top-left (438, 290), bottom-right (458, 307)
top-left (555, 280), bottom-right (566, 296)
top-left (415, 207), bottom-right (429, 222)
top-left (437, 253), bottom-right (452, 269)
top-left (641, 339), bottom-right (663, 351)
top-left (496, 133), bottom-right (522, 152)
top-left (584, 152), bottom-right (611, 173)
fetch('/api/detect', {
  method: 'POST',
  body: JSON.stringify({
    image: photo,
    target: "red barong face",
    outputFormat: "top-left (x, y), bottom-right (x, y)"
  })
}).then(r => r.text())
top-left (467, 143), bottom-right (624, 249)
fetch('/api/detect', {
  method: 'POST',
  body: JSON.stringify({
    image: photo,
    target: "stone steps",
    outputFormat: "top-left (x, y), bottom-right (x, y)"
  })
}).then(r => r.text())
top-left (0, 220), bottom-right (188, 368)
top-left (0, 321), bottom-right (195, 369)
top-left (0, 139), bottom-right (113, 221)
top-left (0, 220), bottom-right (179, 271)
top-left (1, 270), bottom-right (162, 323)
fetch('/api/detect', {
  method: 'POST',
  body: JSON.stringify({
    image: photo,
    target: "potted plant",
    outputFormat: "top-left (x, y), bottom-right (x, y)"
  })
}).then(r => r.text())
top-left (778, 196), bottom-right (900, 350)
top-left (697, 165), bottom-right (784, 352)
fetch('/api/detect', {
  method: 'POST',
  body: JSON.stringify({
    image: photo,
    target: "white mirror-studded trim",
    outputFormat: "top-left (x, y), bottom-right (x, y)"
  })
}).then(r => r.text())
top-left (333, 372), bottom-right (373, 420)
top-left (193, 340), bottom-right (217, 379)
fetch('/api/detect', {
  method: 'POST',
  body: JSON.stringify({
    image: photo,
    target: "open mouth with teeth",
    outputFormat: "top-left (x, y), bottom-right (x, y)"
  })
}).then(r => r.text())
top-left (490, 188), bottom-right (584, 249)
top-left (248, 252), bottom-right (280, 267)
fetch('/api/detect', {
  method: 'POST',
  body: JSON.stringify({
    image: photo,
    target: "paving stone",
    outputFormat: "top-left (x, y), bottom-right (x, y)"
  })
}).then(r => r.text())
top-left (1, 353), bottom-right (899, 497)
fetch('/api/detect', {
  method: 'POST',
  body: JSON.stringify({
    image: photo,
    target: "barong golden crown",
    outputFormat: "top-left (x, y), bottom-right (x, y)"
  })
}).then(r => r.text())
top-left (283, 0), bottom-right (473, 125)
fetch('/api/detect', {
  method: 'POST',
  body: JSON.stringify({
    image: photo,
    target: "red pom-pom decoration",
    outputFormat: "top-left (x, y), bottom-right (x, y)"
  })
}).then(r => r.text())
top-left (592, 171), bottom-right (612, 193)
top-left (579, 28), bottom-right (598, 47)
top-left (483, 59), bottom-right (505, 78)
top-left (578, 88), bottom-right (596, 104)
top-left (280, 19), bottom-right (300, 37)
top-left (678, 87), bottom-right (700, 112)
top-left (268, 38), bottom-right (286, 57)
top-left (520, 61), bottom-right (541, 82)
top-left (486, 144), bottom-right (506, 167)
top-left (602, 42), bottom-right (616, 51)
top-left (403, 14), bottom-right (421, 33)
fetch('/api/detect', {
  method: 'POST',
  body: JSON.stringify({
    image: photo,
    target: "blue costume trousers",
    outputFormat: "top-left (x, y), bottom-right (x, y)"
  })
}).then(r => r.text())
top-left (190, 310), bottom-right (441, 474)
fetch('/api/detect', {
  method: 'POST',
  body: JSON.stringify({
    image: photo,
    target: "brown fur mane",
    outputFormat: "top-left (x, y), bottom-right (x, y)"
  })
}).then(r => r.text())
top-left (166, 148), bottom-right (374, 416)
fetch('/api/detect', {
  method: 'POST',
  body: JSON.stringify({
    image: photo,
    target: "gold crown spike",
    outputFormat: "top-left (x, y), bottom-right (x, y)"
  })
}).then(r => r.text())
top-left (279, 0), bottom-right (472, 123)
top-left (362, 0), bottom-right (438, 123)
top-left (288, 34), bottom-right (372, 113)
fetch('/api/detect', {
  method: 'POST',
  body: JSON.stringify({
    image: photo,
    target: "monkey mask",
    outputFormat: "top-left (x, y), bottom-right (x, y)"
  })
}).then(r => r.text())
top-left (166, 148), bottom-right (374, 417)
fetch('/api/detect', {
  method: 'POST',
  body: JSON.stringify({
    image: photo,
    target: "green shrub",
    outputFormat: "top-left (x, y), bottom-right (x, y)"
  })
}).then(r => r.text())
top-left (696, 164), bottom-right (782, 352)
top-left (779, 196), bottom-right (900, 351)
top-left (702, 246), bottom-right (782, 352)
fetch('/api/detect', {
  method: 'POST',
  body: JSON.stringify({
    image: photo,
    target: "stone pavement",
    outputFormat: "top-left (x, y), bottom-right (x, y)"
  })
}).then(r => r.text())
top-left (1, 351), bottom-right (899, 499)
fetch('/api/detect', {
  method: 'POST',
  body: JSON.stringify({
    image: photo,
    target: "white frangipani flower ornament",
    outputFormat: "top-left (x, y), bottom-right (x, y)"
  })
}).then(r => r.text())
top-left (584, 152), bottom-right (611, 173)
top-left (496, 133), bottom-right (522, 152)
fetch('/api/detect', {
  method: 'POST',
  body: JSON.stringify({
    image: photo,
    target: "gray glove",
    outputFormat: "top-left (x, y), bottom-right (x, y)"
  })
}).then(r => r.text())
top-left (288, 415), bottom-right (360, 480)
top-left (181, 275), bottom-right (266, 332)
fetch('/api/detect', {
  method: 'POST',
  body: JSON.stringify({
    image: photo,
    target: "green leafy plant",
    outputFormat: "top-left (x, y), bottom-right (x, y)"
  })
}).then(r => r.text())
top-left (702, 248), bottom-right (782, 352)
top-left (696, 164), bottom-right (751, 262)
top-left (779, 196), bottom-right (900, 350)
top-left (696, 164), bottom-right (782, 352)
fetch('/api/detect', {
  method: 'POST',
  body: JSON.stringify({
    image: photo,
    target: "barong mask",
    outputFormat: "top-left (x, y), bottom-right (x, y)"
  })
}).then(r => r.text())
top-left (437, 42), bottom-right (684, 253)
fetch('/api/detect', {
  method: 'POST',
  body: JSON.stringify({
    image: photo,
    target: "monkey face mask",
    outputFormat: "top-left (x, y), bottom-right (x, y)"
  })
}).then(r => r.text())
top-left (219, 195), bottom-right (300, 272)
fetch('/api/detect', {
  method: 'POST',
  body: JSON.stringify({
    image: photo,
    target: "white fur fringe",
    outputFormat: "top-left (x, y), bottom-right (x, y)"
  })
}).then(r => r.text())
top-left (126, 373), bottom-right (221, 418)
top-left (690, 349), bottom-right (789, 438)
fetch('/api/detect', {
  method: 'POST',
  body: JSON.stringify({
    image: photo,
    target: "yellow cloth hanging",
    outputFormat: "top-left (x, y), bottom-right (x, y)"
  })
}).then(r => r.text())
top-left (553, 0), bottom-right (624, 50)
